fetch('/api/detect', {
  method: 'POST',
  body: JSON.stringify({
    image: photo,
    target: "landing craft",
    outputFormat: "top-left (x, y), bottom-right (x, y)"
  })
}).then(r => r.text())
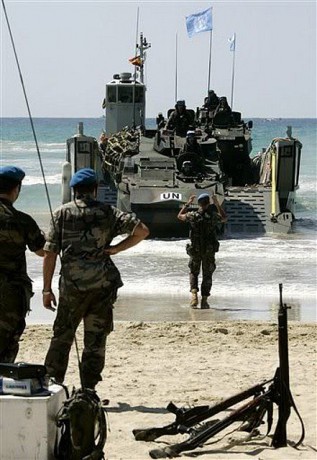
top-left (62, 34), bottom-right (302, 237)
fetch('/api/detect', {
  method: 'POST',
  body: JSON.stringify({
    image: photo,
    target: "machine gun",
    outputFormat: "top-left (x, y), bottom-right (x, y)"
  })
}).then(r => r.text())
top-left (133, 284), bottom-right (305, 459)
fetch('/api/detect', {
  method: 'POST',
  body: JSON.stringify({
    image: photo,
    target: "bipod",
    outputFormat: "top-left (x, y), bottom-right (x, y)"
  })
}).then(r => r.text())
top-left (132, 284), bottom-right (305, 458)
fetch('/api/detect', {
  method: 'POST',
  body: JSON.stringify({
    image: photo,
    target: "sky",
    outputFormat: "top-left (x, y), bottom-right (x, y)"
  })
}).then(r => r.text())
top-left (1, 0), bottom-right (316, 118)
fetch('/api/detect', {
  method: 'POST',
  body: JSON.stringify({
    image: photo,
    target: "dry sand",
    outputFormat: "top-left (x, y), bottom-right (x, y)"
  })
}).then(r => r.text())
top-left (18, 320), bottom-right (316, 459)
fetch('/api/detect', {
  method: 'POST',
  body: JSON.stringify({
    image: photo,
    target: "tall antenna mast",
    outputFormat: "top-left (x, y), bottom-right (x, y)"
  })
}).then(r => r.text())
top-left (229, 32), bottom-right (236, 109)
top-left (175, 32), bottom-right (178, 102)
top-left (138, 33), bottom-right (151, 84)
top-left (133, 7), bottom-right (140, 82)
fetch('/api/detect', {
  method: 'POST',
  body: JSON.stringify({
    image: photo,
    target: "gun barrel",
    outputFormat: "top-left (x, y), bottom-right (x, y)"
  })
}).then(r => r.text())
top-left (279, 283), bottom-right (283, 307)
top-left (272, 283), bottom-right (291, 447)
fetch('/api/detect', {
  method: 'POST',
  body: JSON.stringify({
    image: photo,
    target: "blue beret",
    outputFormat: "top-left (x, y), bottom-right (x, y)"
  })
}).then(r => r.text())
top-left (0, 166), bottom-right (25, 182)
top-left (197, 193), bottom-right (210, 202)
top-left (70, 168), bottom-right (97, 188)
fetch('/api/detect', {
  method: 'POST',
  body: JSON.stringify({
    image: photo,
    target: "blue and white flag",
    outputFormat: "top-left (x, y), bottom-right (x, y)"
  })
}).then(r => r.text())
top-left (186, 8), bottom-right (213, 38)
top-left (228, 33), bottom-right (236, 52)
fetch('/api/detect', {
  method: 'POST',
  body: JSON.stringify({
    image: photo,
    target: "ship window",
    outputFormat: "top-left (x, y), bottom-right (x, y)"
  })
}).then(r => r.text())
top-left (117, 85), bottom-right (144, 103)
top-left (118, 86), bottom-right (133, 103)
top-left (134, 86), bottom-right (144, 103)
top-left (107, 86), bottom-right (117, 103)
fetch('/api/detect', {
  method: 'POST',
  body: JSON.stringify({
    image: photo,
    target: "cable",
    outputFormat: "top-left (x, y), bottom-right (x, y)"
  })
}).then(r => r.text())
top-left (1, 0), bottom-right (54, 218)
top-left (2, 0), bottom-right (84, 388)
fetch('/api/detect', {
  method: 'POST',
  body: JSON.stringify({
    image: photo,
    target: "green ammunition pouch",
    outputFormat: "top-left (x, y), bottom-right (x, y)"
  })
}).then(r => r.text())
top-left (0, 272), bottom-right (33, 314)
top-left (14, 274), bottom-right (34, 314)
top-left (186, 241), bottom-right (219, 256)
top-left (213, 240), bottom-right (220, 253)
top-left (186, 243), bottom-right (197, 257)
top-left (22, 283), bottom-right (34, 314)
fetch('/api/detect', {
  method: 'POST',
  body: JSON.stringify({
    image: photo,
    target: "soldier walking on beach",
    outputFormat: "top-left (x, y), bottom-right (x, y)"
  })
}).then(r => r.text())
top-left (0, 166), bottom-right (45, 362)
top-left (177, 193), bottom-right (227, 309)
top-left (42, 168), bottom-right (149, 389)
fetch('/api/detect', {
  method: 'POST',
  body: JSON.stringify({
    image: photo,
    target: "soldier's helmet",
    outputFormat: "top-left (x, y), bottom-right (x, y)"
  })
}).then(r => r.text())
top-left (175, 100), bottom-right (186, 109)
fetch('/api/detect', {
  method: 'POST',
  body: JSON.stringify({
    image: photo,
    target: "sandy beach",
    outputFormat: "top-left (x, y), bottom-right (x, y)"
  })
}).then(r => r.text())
top-left (17, 320), bottom-right (316, 459)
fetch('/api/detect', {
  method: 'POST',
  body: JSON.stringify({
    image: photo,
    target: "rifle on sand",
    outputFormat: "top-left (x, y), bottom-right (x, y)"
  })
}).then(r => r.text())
top-left (133, 284), bottom-right (305, 459)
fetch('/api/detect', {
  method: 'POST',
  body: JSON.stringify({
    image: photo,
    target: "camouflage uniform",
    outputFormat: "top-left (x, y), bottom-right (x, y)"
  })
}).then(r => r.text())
top-left (44, 194), bottom-right (140, 388)
top-left (0, 198), bottom-right (45, 362)
top-left (185, 205), bottom-right (221, 296)
top-left (167, 110), bottom-right (193, 137)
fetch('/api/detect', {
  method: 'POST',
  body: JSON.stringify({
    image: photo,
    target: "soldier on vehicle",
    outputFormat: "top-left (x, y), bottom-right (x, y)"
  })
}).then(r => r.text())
top-left (203, 90), bottom-right (220, 117)
top-left (0, 166), bottom-right (45, 362)
top-left (42, 168), bottom-right (149, 389)
top-left (183, 130), bottom-right (202, 155)
top-left (177, 193), bottom-right (227, 309)
top-left (217, 96), bottom-right (232, 113)
top-left (99, 131), bottom-right (108, 153)
top-left (166, 100), bottom-right (193, 137)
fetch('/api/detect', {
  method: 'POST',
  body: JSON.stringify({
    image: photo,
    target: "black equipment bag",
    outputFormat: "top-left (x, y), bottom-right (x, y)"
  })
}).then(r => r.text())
top-left (55, 387), bottom-right (107, 460)
top-left (0, 362), bottom-right (46, 379)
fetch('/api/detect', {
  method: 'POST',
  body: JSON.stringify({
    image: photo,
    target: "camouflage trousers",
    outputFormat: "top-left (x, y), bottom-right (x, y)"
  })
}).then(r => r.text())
top-left (44, 284), bottom-right (115, 389)
top-left (0, 274), bottom-right (32, 363)
top-left (188, 250), bottom-right (216, 297)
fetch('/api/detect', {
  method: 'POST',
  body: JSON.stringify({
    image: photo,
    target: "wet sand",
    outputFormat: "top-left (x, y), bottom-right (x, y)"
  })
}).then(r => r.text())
top-left (27, 289), bottom-right (316, 325)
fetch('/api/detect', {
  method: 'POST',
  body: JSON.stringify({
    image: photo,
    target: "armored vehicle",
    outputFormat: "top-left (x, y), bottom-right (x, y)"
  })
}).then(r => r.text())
top-left (62, 34), bottom-right (302, 237)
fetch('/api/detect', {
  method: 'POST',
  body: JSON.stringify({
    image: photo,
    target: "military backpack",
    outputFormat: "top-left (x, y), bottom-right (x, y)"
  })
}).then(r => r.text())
top-left (55, 387), bottom-right (107, 460)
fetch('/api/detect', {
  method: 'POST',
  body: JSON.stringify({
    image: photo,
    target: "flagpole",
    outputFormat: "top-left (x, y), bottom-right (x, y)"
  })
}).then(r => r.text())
top-left (132, 7), bottom-right (140, 128)
top-left (175, 32), bottom-right (178, 102)
top-left (134, 7), bottom-right (140, 81)
top-left (207, 29), bottom-right (213, 92)
top-left (230, 32), bottom-right (236, 109)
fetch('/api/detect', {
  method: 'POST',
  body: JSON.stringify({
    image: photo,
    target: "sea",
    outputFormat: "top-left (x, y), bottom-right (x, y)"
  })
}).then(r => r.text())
top-left (1, 117), bottom-right (316, 324)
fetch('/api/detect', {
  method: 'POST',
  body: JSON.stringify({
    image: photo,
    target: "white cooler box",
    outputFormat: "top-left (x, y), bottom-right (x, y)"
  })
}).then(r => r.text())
top-left (0, 384), bottom-right (66, 460)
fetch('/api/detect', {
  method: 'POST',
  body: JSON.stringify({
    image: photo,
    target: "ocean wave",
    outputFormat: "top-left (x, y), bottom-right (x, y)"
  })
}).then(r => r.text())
top-left (9, 146), bottom-right (65, 155)
top-left (2, 140), bottom-right (65, 150)
top-left (1, 140), bottom-right (30, 148)
top-left (296, 198), bottom-right (317, 213)
top-left (297, 179), bottom-right (317, 194)
top-left (29, 267), bottom-right (315, 299)
top-left (294, 217), bottom-right (317, 232)
top-left (118, 283), bottom-right (316, 299)
top-left (23, 174), bottom-right (62, 185)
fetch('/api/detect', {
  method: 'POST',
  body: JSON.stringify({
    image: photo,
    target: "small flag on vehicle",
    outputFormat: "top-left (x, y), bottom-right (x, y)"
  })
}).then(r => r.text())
top-left (129, 56), bottom-right (142, 66)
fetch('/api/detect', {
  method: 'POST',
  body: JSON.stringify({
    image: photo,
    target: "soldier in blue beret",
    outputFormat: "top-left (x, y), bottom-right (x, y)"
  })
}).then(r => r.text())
top-left (43, 168), bottom-right (149, 389)
top-left (197, 193), bottom-right (210, 201)
top-left (177, 193), bottom-right (227, 309)
top-left (69, 168), bottom-right (97, 188)
top-left (0, 165), bottom-right (26, 182)
top-left (0, 165), bottom-right (45, 362)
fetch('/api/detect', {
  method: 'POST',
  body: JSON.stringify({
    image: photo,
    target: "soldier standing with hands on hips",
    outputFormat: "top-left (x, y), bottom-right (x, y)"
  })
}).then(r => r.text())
top-left (42, 168), bottom-right (149, 389)
top-left (177, 193), bottom-right (227, 309)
